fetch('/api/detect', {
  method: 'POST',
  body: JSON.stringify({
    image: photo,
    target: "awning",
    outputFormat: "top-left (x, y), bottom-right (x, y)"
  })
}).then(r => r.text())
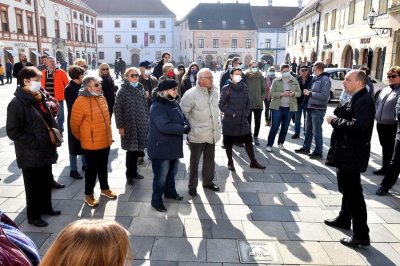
top-left (30, 50), bottom-right (41, 56)
top-left (5, 49), bottom-right (16, 56)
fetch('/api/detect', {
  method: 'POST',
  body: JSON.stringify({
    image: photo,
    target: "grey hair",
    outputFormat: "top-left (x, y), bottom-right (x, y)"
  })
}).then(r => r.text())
top-left (82, 75), bottom-right (102, 88)
top-left (47, 56), bottom-right (55, 61)
top-left (196, 68), bottom-right (211, 80)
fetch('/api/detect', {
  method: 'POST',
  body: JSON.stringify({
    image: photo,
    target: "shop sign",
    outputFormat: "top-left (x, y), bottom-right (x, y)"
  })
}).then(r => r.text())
top-left (14, 43), bottom-right (29, 48)
top-left (360, 37), bottom-right (371, 44)
top-left (202, 51), bottom-right (217, 54)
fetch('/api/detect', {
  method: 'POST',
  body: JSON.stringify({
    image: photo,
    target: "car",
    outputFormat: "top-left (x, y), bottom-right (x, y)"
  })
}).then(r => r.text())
top-left (371, 78), bottom-right (387, 100)
top-left (324, 68), bottom-right (351, 101)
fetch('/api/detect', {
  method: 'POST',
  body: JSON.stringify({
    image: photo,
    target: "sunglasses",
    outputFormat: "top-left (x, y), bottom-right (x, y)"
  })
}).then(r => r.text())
top-left (387, 75), bottom-right (399, 79)
top-left (101, 68), bottom-right (109, 71)
top-left (130, 74), bottom-right (140, 78)
top-left (145, 66), bottom-right (152, 69)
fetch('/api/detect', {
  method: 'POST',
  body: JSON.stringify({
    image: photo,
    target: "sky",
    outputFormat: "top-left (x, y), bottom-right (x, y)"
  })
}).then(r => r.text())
top-left (161, 0), bottom-right (311, 20)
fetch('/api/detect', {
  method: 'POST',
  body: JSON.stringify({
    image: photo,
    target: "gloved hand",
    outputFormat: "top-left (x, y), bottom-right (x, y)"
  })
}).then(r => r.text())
top-left (183, 125), bottom-right (191, 134)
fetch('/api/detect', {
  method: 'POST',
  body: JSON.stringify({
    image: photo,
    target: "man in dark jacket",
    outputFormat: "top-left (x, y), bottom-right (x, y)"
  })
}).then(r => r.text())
top-left (139, 60), bottom-right (158, 109)
top-left (5, 59), bottom-right (13, 84)
top-left (12, 52), bottom-right (34, 78)
top-left (117, 58), bottom-right (126, 77)
top-left (153, 52), bottom-right (170, 79)
top-left (324, 70), bottom-right (375, 247)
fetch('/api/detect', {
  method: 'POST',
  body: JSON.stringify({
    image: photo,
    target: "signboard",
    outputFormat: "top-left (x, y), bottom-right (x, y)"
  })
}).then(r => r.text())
top-left (360, 37), bottom-right (371, 44)
top-left (202, 51), bottom-right (217, 54)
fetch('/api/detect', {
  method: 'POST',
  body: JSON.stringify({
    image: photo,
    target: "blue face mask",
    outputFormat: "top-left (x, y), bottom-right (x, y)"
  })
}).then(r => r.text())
top-left (130, 82), bottom-right (138, 88)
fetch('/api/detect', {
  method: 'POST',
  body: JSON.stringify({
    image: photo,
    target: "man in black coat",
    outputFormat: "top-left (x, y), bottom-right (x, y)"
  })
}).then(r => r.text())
top-left (12, 52), bottom-right (34, 78)
top-left (324, 70), bottom-right (375, 247)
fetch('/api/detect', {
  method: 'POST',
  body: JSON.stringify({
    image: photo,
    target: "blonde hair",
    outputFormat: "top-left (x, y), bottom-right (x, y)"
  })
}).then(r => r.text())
top-left (98, 63), bottom-right (110, 76)
top-left (74, 58), bottom-right (87, 68)
top-left (124, 67), bottom-right (139, 79)
top-left (162, 63), bottom-right (174, 73)
top-left (41, 219), bottom-right (132, 266)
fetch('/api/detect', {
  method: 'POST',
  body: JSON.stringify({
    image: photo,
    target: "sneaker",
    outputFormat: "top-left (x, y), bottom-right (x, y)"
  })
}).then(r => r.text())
top-left (101, 189), bottom-right (118, 199)
top-left (137, 157), bottom-right (144, 165)
top-left (278, 143), bottom-right (285, 150)
top-left (266, 146), bottom-right (272, 152)
top-left (253, 136), bottom-right (260, 146)
top-left (85, 194), bottom-right (99, 207)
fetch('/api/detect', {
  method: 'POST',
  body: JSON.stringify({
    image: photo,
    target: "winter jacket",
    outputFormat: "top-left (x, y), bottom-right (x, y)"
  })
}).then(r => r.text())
top-left (139, 74), bottom-right (158, 107)
top-left (100, 75), bottom-right (116, 115)
top-left (147, 95), bottom-right (187, 160)
top-left (6, 86), bottom-right (58, 169)
top-left (269, 76), bottom-right (301, 112)
top-left (70, 89), bottom-right (112, 150)
top-left (65, 80), bottom-right (84, 155)
top-left (375, 85), bottom-right (400, 124)
top-left (180, 84), bottom-right (221, 144)
top-left (307, 72), bottom-right (331, 109)
top-left (40, 68), bottom-right (69, 101)
top-left (297, 74), bottom-right (313, 106)
top-left (0, 66), bottom-right (4, 76)
top-left (12, 61), bottom-right (34, 78)
top-left (219, 69), bottom-right (231, 91)
top-left (181, 75), bottom-right (197, 96)
top-left (326, 88), bottom-right (375, 172)
top-left (153, 60), bottom-right (164, 80)
top-left (339, 77), bottom-right (375, 105)
top-left (114, 80), bottom-right (149, 151)
top-left (219, 80), bottom-right (251, 136)
top-left (244, 70), bottom-right (265, 109)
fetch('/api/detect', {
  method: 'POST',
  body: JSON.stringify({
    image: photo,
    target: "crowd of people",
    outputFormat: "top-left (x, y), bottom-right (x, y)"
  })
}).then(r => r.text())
top-left (3, 50), bottom-right (400, 253)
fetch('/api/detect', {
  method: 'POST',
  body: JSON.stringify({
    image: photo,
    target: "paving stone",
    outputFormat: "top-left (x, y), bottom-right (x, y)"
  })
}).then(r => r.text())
top-left (227, 192), bottom-right (260, 205)
top-left (130, 236), bottom-right (155, 260)
top-left (0, 185), bottom-right (24, 197)
top-left (280, 173), bottom-right (307, 183)
top-left (374, 208), bottom-right (400, 223)
top-left (0, 198), bottom-right (26, 212)
top-left (129, 188), bottom-right (152, 202)
top-left (276, 241), bottom-right (333, 265)
top-left (140, 202), bottom-right (179, 218)
top-left (282, 222), bottom-right (332, 241)
top-left (25, 232), bottom-right (51, 251)
top-left (357, 243), bottom-right (400, 266)
top-left (178, 203), bottom-right (223, 220)
top-left (221, 205), bottom-right (252, 221)
top-left (369, 224), bottom-right (399, 242)
top-left (151, 237), bottom-right (206, 262)
top-left (211, 220), bottom-right (245, 239)
top-left (129, 217), bottom-right (184, 237)
top-left (183, 219), bottom-right (212, 238)
top-left (250, 206), bottom-right (299, 222)
top-left (294, 206), bottom-right (336, 222)
top-left (321, 241), bottom-right (366, 265)
top-left (280, 193), bottom-right (321, 207)
top-left (133, 260), bottom-right (177, 266)
top-left (384, 224), bottom-right (400, 241)
top-left (257, 193), bottom-right (284, 206)
top-left (207, 239), bottom-right (240, 263)
top-left (242, 221), bottom-right (289, 240)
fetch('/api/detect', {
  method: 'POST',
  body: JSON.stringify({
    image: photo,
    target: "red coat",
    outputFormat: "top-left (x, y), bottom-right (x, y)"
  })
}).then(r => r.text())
top-left (41, 68), bottom-right (69, 101)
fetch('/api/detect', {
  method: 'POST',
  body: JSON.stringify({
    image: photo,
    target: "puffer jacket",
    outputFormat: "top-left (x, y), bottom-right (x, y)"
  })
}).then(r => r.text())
top-left (6, 86), bottom-right (58, 169)
top-left (180, 84), bottom-right (221, 144)
top-left (269, 76), bottom-right (301, 112)
top-left (307, 72), bottom-right (331, 109)
top-left (244, 70), bottom-right (265, 109)
top-left (219, 80), bottom-right (251, 136)
top-left (375, 85), bottom-right (400, 124)
top-left (70, 88), bottom-right (112, 150)
top-left (40, 68), bottom-right (69, 101)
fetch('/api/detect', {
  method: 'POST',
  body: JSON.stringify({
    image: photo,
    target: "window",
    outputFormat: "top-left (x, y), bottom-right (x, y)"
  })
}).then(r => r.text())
top-left (98, 35), bottom-right (104, 43)
top-left (245, 39), bottom-right (251, 48)
top-left (198, 38), bottom-right (204, 48)
top-left (265, 39), bottom-right (271, 48)
top-left (97, 20), bottom-right (103, 28)
top-left (54, 20), bottom-right (60, 38)
top-left (294, 30), bottom-right (297, 45)
top-left (91, 18), bottom-right (93, 24)
top-left (40, 17), bottom-right (47, 37)
top-left (99, 51), bottom-right (104, 60)
top-left (222, 20), bottom-right (227, 27)
top-left (160, 35), bottom-right (166, 44)
top-left (306, 25), bottom-right (310, 42)
top-left (155, 51), bottom-right (162, 60)
top-left (66, 23), bottom-right (71, 40)
top-left (160, 20), bottom-right (166, 28)
top-left (348, 1), bottom-right (355, 25)
top-left (86, 16), bottom-right (89, 23)
top-left (300, 28), bottom-right (304, 42)
top-left (213, 39), bottom-right (219, 48)
top-left (16, 11), bottom-right (23, 34)
top-left (131, 20), bottom-right (137, 28)
top-left (149, 34), bottom-right (155, 44)
top-left (131, 35), bottom-right (137, 43)
top-left (287, 32), bottom-right (290, 46)
top-left (312, 22), bottom-right (316, 37)
top-left (1, 7), bottom-right (9, 32)
top-left (240, 19), bottom-right (244, 25)
top-left (378, 0), bottom-right (388, 15)
top-left (73, 11), bottom-right (77, 19)
top-left (231, 38), bottom-right (237, 48)
top-left (364, 0), bottom-right (372, 20)
top-left (149, 20), bottom-right (155, 28)
top-left (115, 35), bottom-right (121, 43)
top-left (80, 25), bottom-right (84, 41)
top-left (316, 21), bottom-right (320, 36)
top-left (79, 13), bottom-right (83, 21)
top-left (91, 28), bottom-right (95, 43)
top-left (114, 20), bottom-right (120, 28)
top-left (324, 13), bottom-right (329, 32)
top-left (74, 24), bottom-right (78, 41)
top-left (26, 13), bottom-right (33, 35)
top-left (331, 9), bottom-right (336, 30)
top-left (86, 27), bottom-right (90, 43)
top-left (116, 51), bottom-right (121, 59)
top-left (25, 0), bottom-right (31, 4)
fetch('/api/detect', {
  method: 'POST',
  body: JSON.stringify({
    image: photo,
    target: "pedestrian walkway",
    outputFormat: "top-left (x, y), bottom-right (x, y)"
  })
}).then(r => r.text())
top-left (1, 74), bottom-right (400, 265)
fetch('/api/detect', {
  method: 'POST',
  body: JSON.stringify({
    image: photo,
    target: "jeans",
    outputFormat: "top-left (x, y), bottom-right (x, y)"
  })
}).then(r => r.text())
top-left (303, 108), bottom-right (326, 154)
top-left (57, 100), bottom-right (65, 132)
top-left (69, 154), bottom-right (86, 172)
top-left (267, 107), bottom-right (291, 147)
top-left (189, 142), bottom-right (215, 189)
top-left (294, 103), bottom-right (307, 135)
top-left (84, 147), bottom-right (110, 195)
top-left (151, 159), bottom-right (179, 207)
top-left (247, 109), bottom-right (262, 137)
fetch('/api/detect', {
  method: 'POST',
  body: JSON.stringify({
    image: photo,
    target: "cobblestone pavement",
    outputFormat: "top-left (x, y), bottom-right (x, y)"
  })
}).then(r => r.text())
top-left (1, 71), bottom-right (400, 265)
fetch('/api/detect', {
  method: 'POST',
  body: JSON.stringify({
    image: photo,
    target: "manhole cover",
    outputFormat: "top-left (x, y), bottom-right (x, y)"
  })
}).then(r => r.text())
top-left (237, 240), bottom-right (282, 264)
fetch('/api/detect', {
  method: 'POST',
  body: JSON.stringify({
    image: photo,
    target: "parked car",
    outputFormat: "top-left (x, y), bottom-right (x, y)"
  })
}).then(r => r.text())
top-left (324, 68), bottom-right (351, 101)
top-left (371, 78), bottom-right (387, 100)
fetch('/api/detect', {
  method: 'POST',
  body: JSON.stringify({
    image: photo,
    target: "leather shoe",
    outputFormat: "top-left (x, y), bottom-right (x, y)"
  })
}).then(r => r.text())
top-left (250, 161), bottom-right (266, 169)
top-left (340, 237), bottom-right (370, 247)
top-left (82, 165), bottom-right (87, 171)
top-left (189, 188), bottom-right (197, 197)
top-left (294, 147), bottom-right (310, 154)
top-left (152, 204), bottom-right (167, 212)
top-left (203, 183), bottom-right (220, 192)
top-left (134, 173), bottom-right (144, 179)
top-left (308, 152), bottom-right (323, 159)
top-left (373, 168), bottom-right (386, 175)
top-left (324, 218), bottom-right (351, 230)
top-left (52, 180), bottom-right (65, 189)
top-left (228, 163), bottom-right (236, 172)
top-left (291, 133), bottom-right (300, 139)
top-left (42, 210), bottom-right (61, 216)
top-left (28, 219), bottom-right (48, 227)
top-left (376, 186), bottom-right (389, 196)
top-left (165, 194), bottom-right (183, 200)
top-left (70, 170), bottom-right (83, 179)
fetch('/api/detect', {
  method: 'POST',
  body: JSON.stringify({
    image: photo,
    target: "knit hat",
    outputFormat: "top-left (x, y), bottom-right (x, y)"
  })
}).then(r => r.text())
top-left (157, 79), bottom-right (177, 91)
top-left (139, 60), bottom-right (151, 67)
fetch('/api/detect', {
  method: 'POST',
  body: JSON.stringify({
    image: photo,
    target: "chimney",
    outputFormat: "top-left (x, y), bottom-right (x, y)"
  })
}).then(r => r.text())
top-left (268, 0), bottom-right (272, 6)
top-left (298, 0), bottom-right (303, 8)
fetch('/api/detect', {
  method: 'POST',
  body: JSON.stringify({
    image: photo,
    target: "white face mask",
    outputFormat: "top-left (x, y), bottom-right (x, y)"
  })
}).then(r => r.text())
top-left (29, 81), bottom-right (41, 93)
top-left (282, 72), bottom-right (291, 78)
top-left (232, 75), bottom-right (242, 83)
top-left (144, 69), bottom-right (152, 76)
top-left (90, 91), bottom-right (101, 96)
top-left (251, 67), bottom-right (258, 73)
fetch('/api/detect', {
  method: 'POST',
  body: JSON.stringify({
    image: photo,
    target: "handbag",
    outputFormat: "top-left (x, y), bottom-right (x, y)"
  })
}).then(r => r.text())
top-left (31, 106), bottom-right (63, 147)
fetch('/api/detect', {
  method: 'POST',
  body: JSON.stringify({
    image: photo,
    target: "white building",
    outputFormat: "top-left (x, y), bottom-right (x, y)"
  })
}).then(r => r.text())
top-left (0, 0), bottom-right (97, 67)
top-left (83, 0), bottom-right (175, 67)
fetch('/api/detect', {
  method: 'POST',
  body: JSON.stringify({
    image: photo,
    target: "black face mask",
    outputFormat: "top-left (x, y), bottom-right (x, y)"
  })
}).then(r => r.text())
top-left (166, 94), bottom-right (180, 101)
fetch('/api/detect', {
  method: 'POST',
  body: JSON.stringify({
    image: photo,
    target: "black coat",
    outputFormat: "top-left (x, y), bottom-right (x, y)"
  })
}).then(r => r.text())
top-left (326, 88), bottom-right (375, 172)
top-left (65, 80), bottom-right (84, 155)
top-left (153, 60), bottom-right (164, 80)
top-left (297, 75), bottom-right (313, 106)
top-left (100, 75), bottom-right (116, 115)
top-left (12, 61), bottom-right (34, 78)
top-left (181, 76), bottom-right (196, 96)
top-left (6, 87), bottom-right (58, 169)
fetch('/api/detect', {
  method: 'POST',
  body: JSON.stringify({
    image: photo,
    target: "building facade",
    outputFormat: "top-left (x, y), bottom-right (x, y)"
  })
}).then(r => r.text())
top-left (0, 0), bottom-right (97, 67)
top-left (83, 0), bottom-right (175, 67)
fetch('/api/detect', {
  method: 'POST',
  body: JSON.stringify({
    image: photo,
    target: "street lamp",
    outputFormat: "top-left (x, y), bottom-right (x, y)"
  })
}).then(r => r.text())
top-left (367, 8), bottom-right (392, 37)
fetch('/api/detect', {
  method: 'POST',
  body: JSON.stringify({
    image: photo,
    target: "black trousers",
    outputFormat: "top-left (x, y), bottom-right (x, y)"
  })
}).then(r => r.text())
top-left (126, 150), bottom-right (144, 179)
top-left (22, 165), bottom-right (53, 220)
top-left (247, 109), bottom-right (263, 137)
top-left (377, 123), bottom-right (397, 171)
top-left (6, 72), bottom-right (12, 83)
top-left (188, 142), bottom-right (215, 189)
top-left (337, 168), bottom-right (369, 240)
top-left (381, 140), bottom-right (400, 189)
top-left (84, 147), bottom-right (110, 195)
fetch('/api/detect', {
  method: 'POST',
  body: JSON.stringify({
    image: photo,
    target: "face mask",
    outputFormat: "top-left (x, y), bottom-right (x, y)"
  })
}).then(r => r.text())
top-left (29, 81), bottom-right (41, 93)
top-left (268, 72), bottom-right (275, 77)
top-left (228, 64), bottom-right (232, 69)
top-left (191, 69), bottom-right (198, 75)
top-left (251, 67), bottom-right (258, 73)
top-left (166, 70), bottom-right (175, 78)
top-left (144, 69), bottom-right (152, 76)
top-left (237, 64), bottom-right (243, 70)
top-left (91, 91), bottom-right (100, 96)
top-left (232, 75), bottom-right (242, 83)
top-left (282, 72), bottom-right (291, 78)
top-left (166, 94), bottom-right (175, 101)
top-left (130, 82), bottom-right (138, 88)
